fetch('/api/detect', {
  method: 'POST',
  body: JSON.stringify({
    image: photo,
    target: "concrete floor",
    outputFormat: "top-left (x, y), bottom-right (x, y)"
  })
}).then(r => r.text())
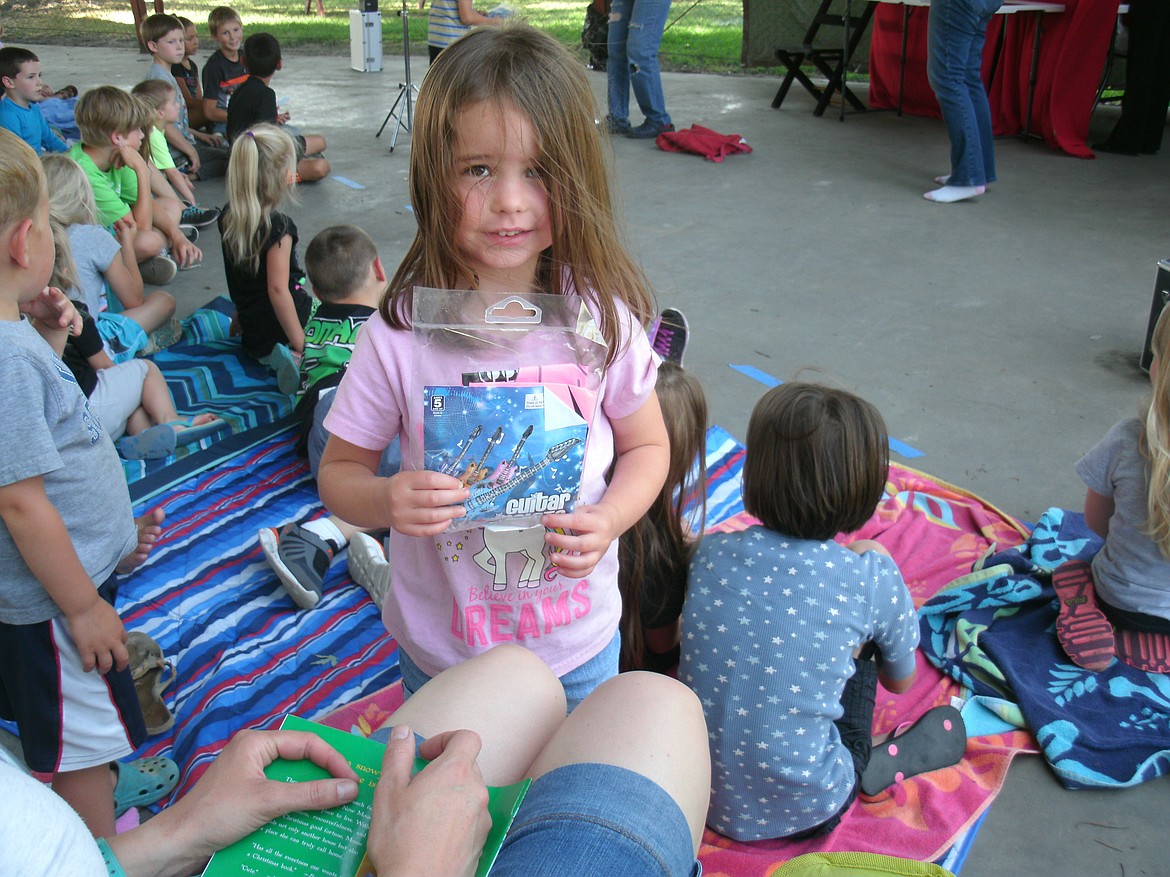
top-left (29, 39), bottom-right (1169, 876)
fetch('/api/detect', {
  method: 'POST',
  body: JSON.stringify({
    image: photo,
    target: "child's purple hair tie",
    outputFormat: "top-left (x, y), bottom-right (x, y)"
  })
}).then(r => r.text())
top-left (245, 130), bottom-right (255, 139)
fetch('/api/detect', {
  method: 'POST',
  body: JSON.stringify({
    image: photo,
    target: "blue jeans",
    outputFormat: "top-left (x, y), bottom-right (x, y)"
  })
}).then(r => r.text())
top-left (607, 0), bottom-right (673, 127)
top-left (927, 0), bottom-right (1001, 187)
top-left (493, 764), bottom-right (701, 877)
top-left (307, 389), bottom-right (402, 479)
top-left (398, 632), bottom-right (620, 712)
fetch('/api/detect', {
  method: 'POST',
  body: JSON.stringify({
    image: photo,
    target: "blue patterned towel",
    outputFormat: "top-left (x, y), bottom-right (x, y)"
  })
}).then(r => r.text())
top-left (920, 508), bottom-right (1170, 789)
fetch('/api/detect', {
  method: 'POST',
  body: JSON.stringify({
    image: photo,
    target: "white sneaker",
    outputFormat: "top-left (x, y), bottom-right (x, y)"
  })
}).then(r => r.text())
top-left (348, 531), bottom-right (391, 610)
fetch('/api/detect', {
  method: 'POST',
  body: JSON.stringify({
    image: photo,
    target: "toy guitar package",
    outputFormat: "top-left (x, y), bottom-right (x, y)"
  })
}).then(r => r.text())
top-left (411, 288), bottom-right (607, 528)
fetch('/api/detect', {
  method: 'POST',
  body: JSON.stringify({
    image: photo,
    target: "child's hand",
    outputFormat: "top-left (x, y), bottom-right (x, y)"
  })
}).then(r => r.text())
top-left (116, 507), bottom-right (166, 575)
top-left (20, 287), bottom-right (82, 335)
top-left (385, 471), bottom-right (469, 536)
top-left (114, 139), bottom-right (148, 175)
top-left (66, 597), bottom-right (130, 674)
top-left (113, 215), bottom-right (138, 245)
top-left (170, 235), bottom-right (203, 269)
top-left (542, 503), bottom-right (620, 578)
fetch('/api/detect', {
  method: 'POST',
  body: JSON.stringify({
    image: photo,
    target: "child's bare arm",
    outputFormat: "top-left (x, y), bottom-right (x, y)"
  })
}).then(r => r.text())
top-left (0, 477), bottom-right (129, 673)
top-left (319, 436), bottom-right (469, 535)
top-left (265, 236), bottom-right (306, 353)
top-left (116, 143), bottom-right (155, 232)
top-left (163, 165), bottom-right (197, 203)
top-left (107, 217), bottom-right (146, 309)
top-left (22, 288), bottom-right (81, 354)
top-left (163, 123), bottom-right (200, 174)
top-left (543, 390), bottom-right (669, 577)
top-left (1084, 489), bottom-right (1114, 539)
top-left (203, 97), bottom-right (227, 124)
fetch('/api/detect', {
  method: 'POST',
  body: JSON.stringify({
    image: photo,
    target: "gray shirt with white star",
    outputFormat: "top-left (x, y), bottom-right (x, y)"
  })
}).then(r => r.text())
top-left (680, 526), bottom-right (919, 840)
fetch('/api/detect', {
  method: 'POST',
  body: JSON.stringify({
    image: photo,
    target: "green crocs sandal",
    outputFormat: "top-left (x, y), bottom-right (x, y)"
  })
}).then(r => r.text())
top-left (112, 755), bottom-right (180, 817)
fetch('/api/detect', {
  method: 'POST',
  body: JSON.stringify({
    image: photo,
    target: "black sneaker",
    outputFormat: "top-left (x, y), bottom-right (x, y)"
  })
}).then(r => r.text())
top-left (259, 523), bottom-right (336, 609)
top-left (603, 114), bottom-right (632, 135)
top-left (650, 307), bottom-right (689, 366)
top-left (181, 204), bottom-right (221, 227)
top-left (627, 120), bottom-right (674, 140)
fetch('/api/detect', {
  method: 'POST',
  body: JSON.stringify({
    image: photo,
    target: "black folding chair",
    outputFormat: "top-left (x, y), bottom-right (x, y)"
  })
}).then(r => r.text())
top-left (773, 0), bottom-right (877, 119)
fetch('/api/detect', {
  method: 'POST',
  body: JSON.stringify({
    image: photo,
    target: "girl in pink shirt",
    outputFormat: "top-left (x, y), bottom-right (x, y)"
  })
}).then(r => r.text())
top-left (319, 26), bottom-right (669, 708)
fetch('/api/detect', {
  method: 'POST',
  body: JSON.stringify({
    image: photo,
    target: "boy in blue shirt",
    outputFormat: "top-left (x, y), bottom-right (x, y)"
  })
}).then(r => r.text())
top-left (0, 47), bottom-right (67, 154)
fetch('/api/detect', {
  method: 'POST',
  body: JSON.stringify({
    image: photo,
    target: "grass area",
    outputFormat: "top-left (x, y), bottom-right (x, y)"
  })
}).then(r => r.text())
top-left (0, 0), bottom-right (753, 73)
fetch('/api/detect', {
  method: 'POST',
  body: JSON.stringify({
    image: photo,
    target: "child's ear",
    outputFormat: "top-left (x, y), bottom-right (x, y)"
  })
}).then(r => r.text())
top-left (8, 218), bottom-right (34, 270)
top-left (372, 256), bottom-right (387, 283)
top-left (146, 39), bottom-right (159, 54)
top-left (0, 75), bottom-right (14, 91)
top-left (277, 59), bottom-right (284, 71)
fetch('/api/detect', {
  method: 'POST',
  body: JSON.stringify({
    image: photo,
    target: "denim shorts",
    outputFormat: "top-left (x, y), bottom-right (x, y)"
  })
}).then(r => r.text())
top-left (398, 632), bottom-right (620, 712)
top-left (491, 763), bottom-right (701, 877)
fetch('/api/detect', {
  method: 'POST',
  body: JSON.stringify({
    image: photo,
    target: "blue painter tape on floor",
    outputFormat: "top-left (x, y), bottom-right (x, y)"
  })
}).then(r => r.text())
top-left (330, 175), bottom-right (366, 189)
top-left (730, 364), bottom-right (926, 459)
top-left (729, 363), bottom-right (781, 388)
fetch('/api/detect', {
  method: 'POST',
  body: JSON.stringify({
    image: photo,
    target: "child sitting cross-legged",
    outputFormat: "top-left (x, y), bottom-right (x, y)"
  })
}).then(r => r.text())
top-left (129, 79), bottom-right (220, 230)
top-left (46, 221), bottom-right (221, 459)
top-left (0, 46), bottom-right (68, 155)
top-left (68, 85), bottom-right (202, 285)
top-left (259, 225), bottom-right (401, 609)
top-left (41, 153), bottom-right (179, 358)
top-left (681, 382), bottom-right (966, 842)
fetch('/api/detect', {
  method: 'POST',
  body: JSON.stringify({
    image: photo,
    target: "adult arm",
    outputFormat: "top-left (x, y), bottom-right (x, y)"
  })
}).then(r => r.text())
top-left (456, 0), bottom-right (501, 26)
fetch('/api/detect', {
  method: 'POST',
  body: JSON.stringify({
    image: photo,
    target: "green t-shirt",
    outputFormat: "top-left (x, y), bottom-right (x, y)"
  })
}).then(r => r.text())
top-left (67, 143), bottom-right (138, 227)
top-left (148, 127), bottom-right (176, 171)
top-left (298, 301), bottom-right (376, 396)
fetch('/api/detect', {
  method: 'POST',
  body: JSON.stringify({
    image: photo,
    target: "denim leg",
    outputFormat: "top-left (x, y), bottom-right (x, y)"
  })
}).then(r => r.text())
top-left (927, 0), bottom-right (999, 186)
top-left (625, 0), bottom-right (673, 126)
top-left (607, 0), bottom-right (632, 123)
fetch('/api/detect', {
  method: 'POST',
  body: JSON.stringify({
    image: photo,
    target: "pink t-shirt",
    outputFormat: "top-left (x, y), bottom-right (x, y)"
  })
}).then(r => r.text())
top-left (324, 291), bottom-right (658, 677)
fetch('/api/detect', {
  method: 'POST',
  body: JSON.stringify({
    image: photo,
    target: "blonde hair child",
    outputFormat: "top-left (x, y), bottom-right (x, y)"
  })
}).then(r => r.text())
top-left (1059, 308), bottom-right (1170, 672)
top-left (131, 79), bottom-right (198, 205)
top-left (318, 26), bottom-right (669, 709)
top-left (42, 153), bottom-right (176, 352)
top-left (220, 123), bottom-right (313, 390)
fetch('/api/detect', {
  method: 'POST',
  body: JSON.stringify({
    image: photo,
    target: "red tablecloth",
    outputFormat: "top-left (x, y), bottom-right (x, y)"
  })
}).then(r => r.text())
top-left (868, 0), bottom-right (1120, 157)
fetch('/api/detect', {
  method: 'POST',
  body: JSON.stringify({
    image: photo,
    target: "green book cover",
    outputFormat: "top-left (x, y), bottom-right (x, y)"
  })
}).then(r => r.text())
top-left (202, 715), bottom-right (531, 877)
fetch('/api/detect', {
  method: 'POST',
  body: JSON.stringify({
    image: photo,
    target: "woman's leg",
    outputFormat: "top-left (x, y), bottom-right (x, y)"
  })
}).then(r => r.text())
top-left (527, 671), bottom-right (710, 852)
top-left (607, 0), bottom-right (632, 123)
top-left (385, 644), bottom-right (567, 786)
top-left (926, 0), bottom-right (996, 195)
top-left (625, 0), bottom-right (673, 128)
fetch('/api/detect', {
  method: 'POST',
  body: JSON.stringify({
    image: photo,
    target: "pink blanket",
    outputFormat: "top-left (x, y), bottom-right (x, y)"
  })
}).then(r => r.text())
top-left (698, 465), bottom-right (1038, 874)
top-left (323, 464), bottom-right (1040, 873)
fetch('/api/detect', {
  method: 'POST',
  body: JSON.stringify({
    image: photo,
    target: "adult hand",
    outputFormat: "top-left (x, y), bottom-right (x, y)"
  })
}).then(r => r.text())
top-left (65, 596), bottom-right (129, 674)
top-left (542, 501), bottom-right (620, 578)
top-left (115, 729), bottom-right (360, 876)
top-left (385, 471), bottom-right (469, 536)
top-left (20, 287), bottom-right (83, 335)
top-left (367, 726), bottom-right (491, 877)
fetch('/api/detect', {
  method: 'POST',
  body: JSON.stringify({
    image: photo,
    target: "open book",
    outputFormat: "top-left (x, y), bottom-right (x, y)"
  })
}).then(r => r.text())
top-left (202, 715), bottom-right (531, 877)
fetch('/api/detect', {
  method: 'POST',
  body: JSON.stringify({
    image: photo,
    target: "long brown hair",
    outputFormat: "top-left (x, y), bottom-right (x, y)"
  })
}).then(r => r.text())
top-left (381, 25), bottom-right (654, 366)
top-left (619, 363), bottom-right (708, 671)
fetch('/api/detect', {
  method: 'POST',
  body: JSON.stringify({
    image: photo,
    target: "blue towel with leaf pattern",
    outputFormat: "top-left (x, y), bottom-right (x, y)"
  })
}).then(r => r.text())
top-left (919, 507), bottom-right (1170, 789)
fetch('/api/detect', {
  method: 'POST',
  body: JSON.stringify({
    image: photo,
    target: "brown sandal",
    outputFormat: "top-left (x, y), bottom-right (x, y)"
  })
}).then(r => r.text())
top-left (127, 631), bottom-right (176, 735)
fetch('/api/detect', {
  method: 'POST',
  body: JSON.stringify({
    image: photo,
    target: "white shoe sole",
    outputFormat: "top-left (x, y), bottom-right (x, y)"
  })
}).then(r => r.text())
top-left (259, 527), bottom-right (321, 609)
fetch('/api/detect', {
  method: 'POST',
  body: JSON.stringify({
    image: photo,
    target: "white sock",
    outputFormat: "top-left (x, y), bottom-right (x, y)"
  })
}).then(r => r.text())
top-left (923, 184), bottom-right (985, 203)
top-left (303, 517), bottom-right (346, 551)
